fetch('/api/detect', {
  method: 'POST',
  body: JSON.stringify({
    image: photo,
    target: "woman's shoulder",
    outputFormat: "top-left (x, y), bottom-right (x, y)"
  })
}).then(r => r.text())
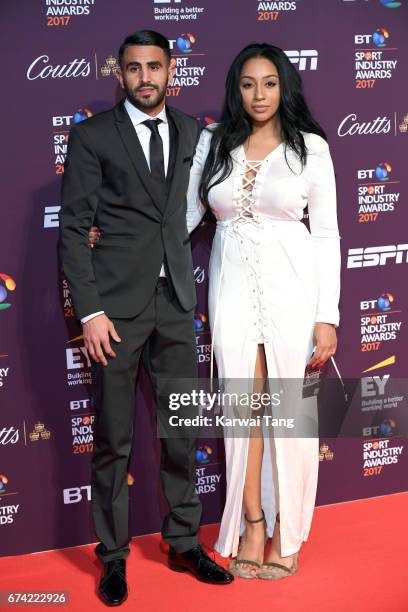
top-left (195, 122), bottom-right (219, 153)
top-left (201, 122), bottom-right (219, 138)
top-left (193, 123), bottom-right (219, 162)
top-left (301, 131), bottom-right (330, 155)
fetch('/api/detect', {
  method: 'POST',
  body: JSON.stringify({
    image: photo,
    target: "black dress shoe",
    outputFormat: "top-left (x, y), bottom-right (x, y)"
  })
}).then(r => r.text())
top-left (168, 544), bottom-right (234, 585)
top-left (98, 559), bottom-right (128, 606)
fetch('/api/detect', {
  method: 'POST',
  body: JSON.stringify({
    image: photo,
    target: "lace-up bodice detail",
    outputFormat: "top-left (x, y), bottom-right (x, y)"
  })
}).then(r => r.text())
top-left (235, 160), bottom-right (263, 224)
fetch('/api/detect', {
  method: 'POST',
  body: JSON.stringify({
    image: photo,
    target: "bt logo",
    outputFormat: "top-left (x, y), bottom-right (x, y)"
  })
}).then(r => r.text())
top-left (354, 28), bottom-right (390, 47)
top-left (70, 398), bottom-right (92, 411)
top-left (176, 33), bottom-right (195, 53)
top-left (377, 292), bottom-right (394, 311)
top-left (357, 162), bottom-right (392, 180)
top-left (363, 419), bottom-right (396, 437)
top-left (0, 474), bottom-right (9, 494)
top-left (196, 445), bottom-right (212, 464)
top-left (345, 0), bottom-right (401, 5)
top-left (194, 313), bottom-right (207, 333)
top-left (0, 274), bottom-right (16, 311)
top-left (360, 293), bottom-right (394, 311)
top-left (373, 28), bottom-right (389, 47)
top-left (379, 0), bottom-right (401, 7)
top-left (52, 108), bottom-right (93, 127)
top-left (375, 162), bottom-right (392, 181)
top-left (63, 485), bottom-right (91, 504)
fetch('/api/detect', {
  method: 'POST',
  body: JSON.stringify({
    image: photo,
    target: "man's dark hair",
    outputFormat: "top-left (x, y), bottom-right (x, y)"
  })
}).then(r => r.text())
top-left (119, 30), bottom-right (171, 67)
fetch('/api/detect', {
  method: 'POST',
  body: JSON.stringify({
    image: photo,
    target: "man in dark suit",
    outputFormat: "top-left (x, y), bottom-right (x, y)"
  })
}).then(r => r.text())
top-left (59, 30), bottom-right (232, 606)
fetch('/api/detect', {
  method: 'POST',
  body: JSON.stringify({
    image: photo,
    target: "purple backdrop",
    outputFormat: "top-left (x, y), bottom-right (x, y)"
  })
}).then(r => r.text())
top-left (1, 0), bottom-right (407, 556)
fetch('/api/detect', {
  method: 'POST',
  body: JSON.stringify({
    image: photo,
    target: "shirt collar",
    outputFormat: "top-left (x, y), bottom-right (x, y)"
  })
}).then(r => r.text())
top-left (124, 98), bottom-right (168, 127)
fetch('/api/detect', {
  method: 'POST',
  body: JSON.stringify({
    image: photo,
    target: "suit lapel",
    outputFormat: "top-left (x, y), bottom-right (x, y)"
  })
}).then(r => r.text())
top-left (114, 101), bottom-right (165, 215)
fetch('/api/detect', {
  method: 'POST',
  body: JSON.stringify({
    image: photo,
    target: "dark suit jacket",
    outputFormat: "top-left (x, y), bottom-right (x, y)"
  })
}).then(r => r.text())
top-left (59, 100), bottom-right (201, 320)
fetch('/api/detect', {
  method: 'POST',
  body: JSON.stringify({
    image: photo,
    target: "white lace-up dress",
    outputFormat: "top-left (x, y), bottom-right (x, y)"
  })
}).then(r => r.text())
top-left (186, 126), bottom-right (341, 558)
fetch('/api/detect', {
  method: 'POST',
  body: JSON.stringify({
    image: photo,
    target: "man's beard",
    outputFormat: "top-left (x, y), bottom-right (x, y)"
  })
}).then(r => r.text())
top-left (124, 81), bottom-right (167, 110)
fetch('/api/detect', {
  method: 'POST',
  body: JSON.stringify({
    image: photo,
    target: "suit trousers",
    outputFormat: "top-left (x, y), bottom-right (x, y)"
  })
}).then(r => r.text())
top-left (90, 278), bottom-right (202, 562)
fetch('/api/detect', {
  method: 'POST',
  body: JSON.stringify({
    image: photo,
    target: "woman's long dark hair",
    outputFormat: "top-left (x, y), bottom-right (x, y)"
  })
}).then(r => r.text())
top-left (199, 43), bottom-right (326, 208)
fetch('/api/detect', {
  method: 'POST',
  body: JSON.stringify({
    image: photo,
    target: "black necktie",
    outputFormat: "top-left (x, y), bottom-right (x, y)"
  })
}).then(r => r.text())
top-left (143, 119), bottom-right (165, 184)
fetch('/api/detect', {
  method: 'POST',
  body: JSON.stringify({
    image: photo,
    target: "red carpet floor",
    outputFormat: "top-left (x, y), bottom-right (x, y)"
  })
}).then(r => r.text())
top-left (1, 492), bottom-right (407, 611)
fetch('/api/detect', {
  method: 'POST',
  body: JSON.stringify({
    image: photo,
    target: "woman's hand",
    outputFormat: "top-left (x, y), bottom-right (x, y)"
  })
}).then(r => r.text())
top-left (89, 226), bottom-right (101, 248)
top-left (307, 322), bottom-right (337, 369)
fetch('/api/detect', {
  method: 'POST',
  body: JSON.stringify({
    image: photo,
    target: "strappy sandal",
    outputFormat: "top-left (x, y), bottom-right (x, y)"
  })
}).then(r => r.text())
top-left (257, 513), bottom-right (299, 580)
top-left (229, 510), bottom-right (266, 579)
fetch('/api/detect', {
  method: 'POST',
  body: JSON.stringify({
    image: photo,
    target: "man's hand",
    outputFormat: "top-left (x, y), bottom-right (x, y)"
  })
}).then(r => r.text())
top-left (307, 322), bottom-right (337, 369)
top-left (83, 314), bottom-right (121, 366)
top-left (89, 226), bottom-right (101, 248)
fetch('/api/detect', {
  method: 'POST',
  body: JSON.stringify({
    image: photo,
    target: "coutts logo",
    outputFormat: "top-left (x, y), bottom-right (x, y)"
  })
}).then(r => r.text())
top-left (0, 426), bottom-right (19, 445)
top-left (27, 55), bottom-right (90, 80)
top-left (193, 267), bottom-right (205, 284)
top-left (337, 113), bottom-right (390, 137)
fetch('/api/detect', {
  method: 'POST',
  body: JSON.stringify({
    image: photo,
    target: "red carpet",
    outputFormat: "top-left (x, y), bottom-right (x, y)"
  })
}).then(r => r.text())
top-left (1, 492), bottom-right (407, 611)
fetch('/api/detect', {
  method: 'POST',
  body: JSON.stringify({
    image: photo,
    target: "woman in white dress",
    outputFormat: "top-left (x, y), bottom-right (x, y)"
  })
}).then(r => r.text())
top-left (186, 43), bottom-right (341, 579)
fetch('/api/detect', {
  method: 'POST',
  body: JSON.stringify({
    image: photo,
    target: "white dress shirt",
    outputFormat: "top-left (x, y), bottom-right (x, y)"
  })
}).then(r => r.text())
top-left (81, 99), bottom-right (170, 324)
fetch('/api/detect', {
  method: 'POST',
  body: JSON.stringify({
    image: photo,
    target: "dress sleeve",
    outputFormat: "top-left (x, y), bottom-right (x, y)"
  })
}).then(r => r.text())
top-left (306, 136), bottom-right (341, 327)
top-left (186, 127), bottom-right (213, 233)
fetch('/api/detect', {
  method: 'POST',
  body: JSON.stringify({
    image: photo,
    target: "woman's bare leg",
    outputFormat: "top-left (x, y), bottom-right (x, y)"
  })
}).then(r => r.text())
top-left (235, 344), bottom-right (267, 569)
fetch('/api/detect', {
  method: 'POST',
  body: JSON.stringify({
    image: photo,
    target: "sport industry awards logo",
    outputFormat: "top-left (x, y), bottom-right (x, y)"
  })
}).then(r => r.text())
top-left (256, 0), bottom-right (298, 22)
top-left (360, 293), bottom-right (402, 352)
top-left (195, 444), bottom-right (222, 495)
top-left (0, 475), bottom-right (20, 525)
top-left (354, 28), bottom-right (398, 89)
top-left (356, 161), bottom-right (401, 223)
top-left (51, 108), bottom-right (93, 175)
top-left (166, 34), bottom-right (206, 98)
top-left (71, 415), bottom-right (94, 454)
top-left (0, 356), bottom-right (10, 389)
top-left (363, 438), bottom-right (404, 476)
top-left (61, 277), bottom-right (75, 318)
top-left (45, 0), bottom-right (97, 26)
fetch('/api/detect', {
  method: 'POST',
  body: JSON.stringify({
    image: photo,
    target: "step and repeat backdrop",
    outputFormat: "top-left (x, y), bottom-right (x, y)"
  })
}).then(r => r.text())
top-left (1, 0), bottom-right (407, 556)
